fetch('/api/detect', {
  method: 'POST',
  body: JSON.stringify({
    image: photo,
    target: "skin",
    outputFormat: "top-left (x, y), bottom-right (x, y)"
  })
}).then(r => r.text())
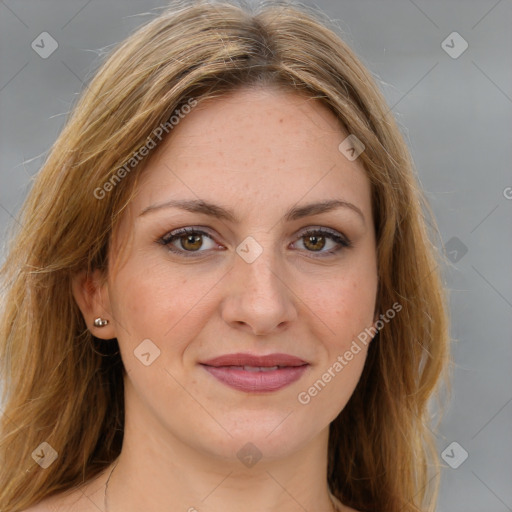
top-left (32, 86), bottom-right (378, 512)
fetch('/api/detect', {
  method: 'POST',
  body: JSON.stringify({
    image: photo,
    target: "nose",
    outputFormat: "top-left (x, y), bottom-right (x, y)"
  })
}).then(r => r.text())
top-left (220, 242), bottom-right (298, 336)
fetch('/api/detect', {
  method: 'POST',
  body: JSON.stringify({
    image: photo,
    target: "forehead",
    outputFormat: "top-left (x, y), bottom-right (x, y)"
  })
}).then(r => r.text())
top-left (130, 86), bottom-right (372, 222)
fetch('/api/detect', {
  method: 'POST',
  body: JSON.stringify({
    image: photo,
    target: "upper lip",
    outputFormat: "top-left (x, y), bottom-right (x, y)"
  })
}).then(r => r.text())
top-left (200, 353), bottom-right (308, 367)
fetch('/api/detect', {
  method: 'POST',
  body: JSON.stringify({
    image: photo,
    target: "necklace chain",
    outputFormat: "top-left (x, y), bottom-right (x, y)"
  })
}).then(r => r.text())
top-left (103, 460), bottom-right (118, 512)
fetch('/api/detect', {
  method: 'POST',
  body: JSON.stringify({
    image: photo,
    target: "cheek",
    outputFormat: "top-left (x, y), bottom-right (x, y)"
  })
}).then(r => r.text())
top-left (302, 270), bottom-right (376, 419)
top-left (111, 257), bottom-right (191, 326)
top-left (296, 336), bottom-right (369, 428)
top-left (109, 259), bottom-right (218, 362)
top-left (308, 272), bottom-right (377, 342)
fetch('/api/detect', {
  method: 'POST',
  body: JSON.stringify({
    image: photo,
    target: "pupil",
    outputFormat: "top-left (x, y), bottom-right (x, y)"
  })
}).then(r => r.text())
top-left (307, 235), bottom-right (324, 251)
top-left (183, 234), bottom-right (201, 250)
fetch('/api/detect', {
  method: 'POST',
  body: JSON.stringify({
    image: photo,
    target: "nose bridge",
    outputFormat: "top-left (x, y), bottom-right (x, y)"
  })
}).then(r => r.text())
top-left (221, 232), bottom-right (297, 334)
top-left (235, 233), bottom-right (285, 298)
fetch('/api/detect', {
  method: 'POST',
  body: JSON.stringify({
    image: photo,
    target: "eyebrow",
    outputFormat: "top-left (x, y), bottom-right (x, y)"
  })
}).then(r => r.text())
top-left (138, 198), bottom-right (365, 224)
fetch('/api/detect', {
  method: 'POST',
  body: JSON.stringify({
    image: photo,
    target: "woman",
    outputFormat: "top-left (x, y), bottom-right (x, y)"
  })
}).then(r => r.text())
top-left (0, 1), bottom-right (450, 511)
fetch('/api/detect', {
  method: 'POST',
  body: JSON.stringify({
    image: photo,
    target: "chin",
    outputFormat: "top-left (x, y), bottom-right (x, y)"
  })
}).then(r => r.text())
top-left (198, 415), bottom-right (320, 463)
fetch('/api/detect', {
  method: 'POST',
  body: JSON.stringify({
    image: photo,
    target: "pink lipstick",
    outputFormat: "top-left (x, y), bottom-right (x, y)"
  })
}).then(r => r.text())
top-left (200, 353), bottom-right (309, 392)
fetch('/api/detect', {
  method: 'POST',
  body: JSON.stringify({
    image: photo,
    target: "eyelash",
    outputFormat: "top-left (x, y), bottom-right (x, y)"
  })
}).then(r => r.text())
top-left (158, 226), bottom-right (352, 259)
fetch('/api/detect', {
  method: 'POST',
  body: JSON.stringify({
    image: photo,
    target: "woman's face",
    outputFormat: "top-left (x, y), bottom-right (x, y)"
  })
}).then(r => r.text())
top-left (95, 86), bottom-right (378, 462)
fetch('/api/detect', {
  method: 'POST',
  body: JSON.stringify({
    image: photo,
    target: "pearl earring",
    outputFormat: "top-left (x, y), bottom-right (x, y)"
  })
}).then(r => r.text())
top-left (94, 317), bottom-right (109, 327)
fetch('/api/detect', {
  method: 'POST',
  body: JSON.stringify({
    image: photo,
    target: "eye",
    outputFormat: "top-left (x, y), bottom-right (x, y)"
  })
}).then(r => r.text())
top-left (158, 226), bottom-right (351, 259)
top-left (292, 228), bottom-right (351, 257)
top-left (159, 227), bottom-right (219, 257)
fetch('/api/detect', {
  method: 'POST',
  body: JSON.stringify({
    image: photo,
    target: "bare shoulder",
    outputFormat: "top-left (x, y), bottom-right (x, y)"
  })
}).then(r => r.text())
top-left (20, 496), bottom-right (61, 512)
top-left (20, 499), bottom-right (57, 512)
top-left (19, 504), bottom-right (47, 512)
top-left (20, 497), bottom-right (74, 512)
top-left (21, 466), bottom-right (111, 512)
top-left (20, 487), bottom-right (99, 512)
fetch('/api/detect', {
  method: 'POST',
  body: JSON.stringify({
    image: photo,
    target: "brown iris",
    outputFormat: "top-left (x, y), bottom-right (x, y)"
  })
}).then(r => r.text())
top-left (303, 234), bottom-right (326, 251)
top-left (180, 234), bottom-right (203, 251)
top-left (177, 232), bottom-right (328, 253)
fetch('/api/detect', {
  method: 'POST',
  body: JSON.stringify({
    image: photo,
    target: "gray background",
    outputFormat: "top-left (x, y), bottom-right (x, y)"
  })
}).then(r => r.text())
top-left (1, 1), bottom-right (511, 510)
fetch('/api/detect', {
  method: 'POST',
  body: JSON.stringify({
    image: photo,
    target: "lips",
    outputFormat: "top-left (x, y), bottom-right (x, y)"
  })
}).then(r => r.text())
top-left (200, 353), bottom-right (308, 368)
top-left (200, 353), bottom-right (309, 392)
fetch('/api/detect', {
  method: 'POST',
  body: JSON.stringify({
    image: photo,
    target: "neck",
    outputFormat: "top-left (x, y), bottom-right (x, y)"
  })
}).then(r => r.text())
top-left (104, 431), bottom-right (337, 512)
top-left (101, 376), bottom-right (341, 512)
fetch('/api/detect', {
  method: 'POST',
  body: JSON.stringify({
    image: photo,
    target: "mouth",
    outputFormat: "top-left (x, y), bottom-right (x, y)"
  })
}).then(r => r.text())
top-left (199, 353), bottom-right (310, 393)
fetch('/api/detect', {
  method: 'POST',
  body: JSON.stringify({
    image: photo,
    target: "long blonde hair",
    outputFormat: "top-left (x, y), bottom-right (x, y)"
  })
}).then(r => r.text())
top-left (0, 1), bottom-right (451, 510)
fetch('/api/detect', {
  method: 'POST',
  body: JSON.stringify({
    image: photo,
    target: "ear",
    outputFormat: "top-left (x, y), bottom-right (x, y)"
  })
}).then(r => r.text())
top-left (71, 268), bottom-right (117, 340)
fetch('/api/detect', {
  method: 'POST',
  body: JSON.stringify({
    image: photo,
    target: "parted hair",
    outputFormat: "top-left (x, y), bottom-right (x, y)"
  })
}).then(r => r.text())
top-left (0, 1), bottom-right (450, 511)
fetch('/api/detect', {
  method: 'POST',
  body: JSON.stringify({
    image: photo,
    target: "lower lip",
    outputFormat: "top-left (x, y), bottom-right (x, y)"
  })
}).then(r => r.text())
top-left (201, 365), bottom-right (309, 392)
